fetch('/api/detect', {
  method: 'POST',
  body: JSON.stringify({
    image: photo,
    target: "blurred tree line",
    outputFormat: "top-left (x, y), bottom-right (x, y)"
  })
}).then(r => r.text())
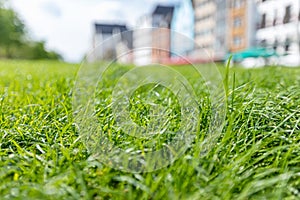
top-left (0, 1), bottom-right (61, 60)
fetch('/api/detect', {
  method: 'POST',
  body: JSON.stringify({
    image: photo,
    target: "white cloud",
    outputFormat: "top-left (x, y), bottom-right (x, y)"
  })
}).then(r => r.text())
top-left (10, 0), bottom-right (177, 62)
top-left (41, 1), bottom-right (62, 18)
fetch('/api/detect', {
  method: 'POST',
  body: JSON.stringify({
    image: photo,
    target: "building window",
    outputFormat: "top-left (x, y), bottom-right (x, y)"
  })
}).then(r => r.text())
top-left (196, 28), bottom-right (214, 37)
top-left (231, 0), bottom-right (244, 8)
top-left (260, 13), bottom-right (266, 28)
top-left (233, 17), bottom-right (242, 27)
top-left (196, 14), bottom-right (212, 22)
top-left (233, 36), bottom-right (242, 47)
top-left (260, 39), bottom-right (267, 48)
top-left (285, 38), bottom-right (291, 52)
top-left (283, 5), bottom-right (291, 24)
top-left (273, 39), bottom-right (278, 51)
top-left (273, 10), bottom-right (277, 26)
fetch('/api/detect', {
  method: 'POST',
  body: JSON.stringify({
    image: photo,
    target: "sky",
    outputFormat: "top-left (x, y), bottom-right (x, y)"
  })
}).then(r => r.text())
top-left (10, 0), bottom-right (182, 63)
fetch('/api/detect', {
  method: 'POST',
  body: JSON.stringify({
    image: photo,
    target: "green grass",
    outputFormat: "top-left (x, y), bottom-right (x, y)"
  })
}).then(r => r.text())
top-left (0, 60), bottom-right (300, 199)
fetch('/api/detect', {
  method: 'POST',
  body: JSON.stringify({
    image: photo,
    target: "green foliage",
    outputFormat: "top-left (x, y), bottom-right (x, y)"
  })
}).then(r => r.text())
top-left (0, 6), bottom-right (25, 58)
top-left (0, 60), bottom-right (300, 199)
top-left (18, 41), bottom-right (62, 60)
top-left (0, 4), bottom-right (61, 60)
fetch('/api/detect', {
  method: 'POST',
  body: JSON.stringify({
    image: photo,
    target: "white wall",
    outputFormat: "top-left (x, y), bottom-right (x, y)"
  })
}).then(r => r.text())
top-left (133, 16), bottom-right (153, 66)
top-left (256, 0), bottom-right (300, 54)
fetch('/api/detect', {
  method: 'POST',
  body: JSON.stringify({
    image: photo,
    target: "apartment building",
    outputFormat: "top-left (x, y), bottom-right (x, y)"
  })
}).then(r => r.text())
top-left (228, 0), bottom-right (257, 52)
top-left (171, 0), bottom-right (194, 57)
top-left (133, 15), bottom-right (153, 65)
top-left (192, 0), bottom-right (257, 61)
top-left (192, 0), bottom-right (217, 58)
top-left (255, 0), bottom-right (300, 57)
top-left (90, 23), bottom-right (132, 62)
top-left (215, 0), bottom-right (229, 59)
top-left (133, 2), bottom-right (195, 65)
top-left (151, 5), bottom-right (174, 63)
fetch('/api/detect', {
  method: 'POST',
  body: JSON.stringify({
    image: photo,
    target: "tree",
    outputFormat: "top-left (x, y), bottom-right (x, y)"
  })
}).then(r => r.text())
top-left (0, 6), bottom-right (25, 58)
top-left (0, 2), bottom-right (62, 60)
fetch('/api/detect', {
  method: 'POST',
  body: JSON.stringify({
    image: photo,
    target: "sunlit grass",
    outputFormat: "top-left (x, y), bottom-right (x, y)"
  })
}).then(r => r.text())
top-left (0, 60), bottom-right (300, 199)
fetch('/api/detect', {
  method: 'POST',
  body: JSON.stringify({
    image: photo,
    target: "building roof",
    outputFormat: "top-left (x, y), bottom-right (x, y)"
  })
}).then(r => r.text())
top-left (94, 23), bottom-right (133, 49)
top-left (94, 23), bottom-right (128, 34)
top-left (152, 5), bottom-right (174, 28)
top-left (152, 5), bottom-right (174, 17)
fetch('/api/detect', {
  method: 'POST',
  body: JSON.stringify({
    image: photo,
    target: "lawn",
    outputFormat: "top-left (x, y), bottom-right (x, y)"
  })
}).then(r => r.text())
top-left (0, 60), bottom-right (300, 199)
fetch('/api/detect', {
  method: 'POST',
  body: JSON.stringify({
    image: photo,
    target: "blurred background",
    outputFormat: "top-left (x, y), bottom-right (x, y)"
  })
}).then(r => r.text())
top-left (0, 0), bottom-right (299, 67)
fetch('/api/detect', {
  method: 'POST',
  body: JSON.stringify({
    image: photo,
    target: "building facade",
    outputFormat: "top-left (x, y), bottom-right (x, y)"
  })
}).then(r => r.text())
top-left (91, 23), bottom-right (132, 62)
top-left (133, 2), bottom-right (195, 65)
top-left (192, 0), bottom-right (257, 60)
top-left (171, 0), bottom-right (194, 57)
top-left (151, 5), bottom-right (174, 63)
top-left (255, 0), bottom-right (300, 61)
top-left (215, 0), bottom-right (229, 60)
top-left (133, 15), bottom-right (153, 66)
top-left (192, 0), bottom-right (217, 59)
top-left (228, 0), bottom-right (257, 53)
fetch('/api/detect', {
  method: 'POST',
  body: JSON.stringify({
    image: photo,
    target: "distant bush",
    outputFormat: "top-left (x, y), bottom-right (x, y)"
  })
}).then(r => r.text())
top-left (17, 41), bottom-right (62, 60)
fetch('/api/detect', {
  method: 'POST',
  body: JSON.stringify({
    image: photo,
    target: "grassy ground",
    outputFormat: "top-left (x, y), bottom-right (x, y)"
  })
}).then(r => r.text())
top-left (0, 60), bottom-right (300, 199)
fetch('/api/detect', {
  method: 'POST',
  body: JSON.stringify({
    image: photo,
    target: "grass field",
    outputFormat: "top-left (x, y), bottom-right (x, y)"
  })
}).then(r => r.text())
top-left (0, 60), bottom-right (300, 199)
